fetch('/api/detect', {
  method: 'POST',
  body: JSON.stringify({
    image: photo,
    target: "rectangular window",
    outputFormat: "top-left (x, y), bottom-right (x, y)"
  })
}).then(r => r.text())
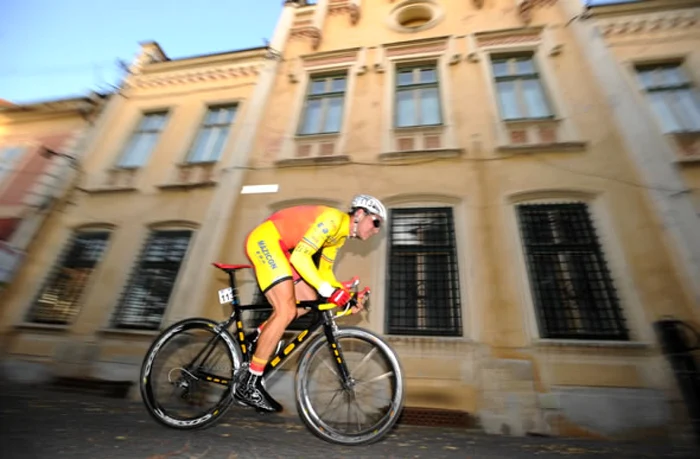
top-left (116, 111), bottom-right (169, 168)
top-left (111, 230), bottom-right (192, 330)
top-left (635, 62), bottom-right (700, 133)
top-left (516, 202), bottom-right (629, 341)
top-left (395, 64), bottom-right (442, 128)
top-left (385, 207), bottom-right (462, 336)
top-left (491, 54), bottom-right (553, 120)
top-left (0, 145), bottom-right (26, 184)
top-left (26, 231), bottom-right (111, 325)
top-left (186, 104), bottom-right (238, 163)
top-left (298, 74), bottom-right (347, 135)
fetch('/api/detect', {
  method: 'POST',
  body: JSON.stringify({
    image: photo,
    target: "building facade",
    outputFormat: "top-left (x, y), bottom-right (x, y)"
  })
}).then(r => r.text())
top-left (0, 95), bottom-right (107, 287)
top-left (1, 0), bottom-right (699, 442)
top-left (219, 0), bottom-right (700, 439)
top-left (0, 40), bottom-right (276, 387)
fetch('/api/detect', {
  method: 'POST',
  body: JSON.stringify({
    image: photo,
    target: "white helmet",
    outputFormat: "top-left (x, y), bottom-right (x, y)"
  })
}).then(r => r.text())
top-left (350, 194), bottom-right (387, 221)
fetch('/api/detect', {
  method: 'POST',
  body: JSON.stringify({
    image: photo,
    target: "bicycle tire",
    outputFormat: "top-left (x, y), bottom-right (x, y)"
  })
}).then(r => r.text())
top-left (140, 317), bottom-right (242, 430)
top-left (294, 326), bottom-right (405, 445)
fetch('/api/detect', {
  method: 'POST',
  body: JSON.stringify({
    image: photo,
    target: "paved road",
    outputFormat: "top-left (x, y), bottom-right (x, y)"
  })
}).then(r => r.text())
top-left (0, 383), bottom-right (697, 459)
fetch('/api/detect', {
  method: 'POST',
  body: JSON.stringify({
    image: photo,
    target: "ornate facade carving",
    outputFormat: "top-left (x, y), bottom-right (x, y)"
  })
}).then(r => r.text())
top-left (516, 0), bottom-right (558, 25)
top-left (328, 0), bottom-right (361, 26)
top-left (128, 64), bottom-right (263, 89)
top-left (596, 8), bottom-right (700, 38)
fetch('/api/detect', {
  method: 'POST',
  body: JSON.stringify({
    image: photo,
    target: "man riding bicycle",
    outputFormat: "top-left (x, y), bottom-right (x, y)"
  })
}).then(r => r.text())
top-left (233, 194), bottom-right (387, 413)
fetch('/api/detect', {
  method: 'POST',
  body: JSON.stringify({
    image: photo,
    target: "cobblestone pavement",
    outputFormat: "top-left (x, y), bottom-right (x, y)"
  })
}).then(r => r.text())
top-left (0, 383), bottom-right (697, 459)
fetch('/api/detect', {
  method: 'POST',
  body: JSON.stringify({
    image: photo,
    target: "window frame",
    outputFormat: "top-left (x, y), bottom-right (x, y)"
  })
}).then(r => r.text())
top-left (505, 192), bottom-right (653, 347)
top-left (633, 60), bottom-right (700, 134)
top-left (383, 205), bottom-right (463, 337)
top-left (115, 110), bottom-right (170, 169)
top-left (24, 228), bottom-right (113, 326)
top-left (296, 72), bottom-right (349, 136)
top-left (514, 201), bottom-right (629, 341)
top-left (489, 52), bottom-right (555, 122)
top-left (110, 227), bottom-right (194, 330)
top-left (0, 144), bottom-right (27, 186)
top-left (393, 62), bottom-right (443, 129)
top-left (184, 103), bottom-right (239, 163)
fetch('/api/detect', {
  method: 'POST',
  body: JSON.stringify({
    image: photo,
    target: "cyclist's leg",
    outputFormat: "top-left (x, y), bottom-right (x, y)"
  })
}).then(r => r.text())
top-left (235, 221), bottom-right (295, 412)
top-left (293, 279), bottom-right (316, 317)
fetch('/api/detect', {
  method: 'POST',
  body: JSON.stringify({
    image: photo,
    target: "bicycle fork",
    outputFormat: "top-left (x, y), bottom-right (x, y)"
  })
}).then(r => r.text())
top-left (322, 312), bottom-right (354, 390)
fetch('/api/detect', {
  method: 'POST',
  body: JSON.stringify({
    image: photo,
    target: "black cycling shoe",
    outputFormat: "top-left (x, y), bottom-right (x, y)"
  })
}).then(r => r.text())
top-left (233, 370), bottom-right (283, 413)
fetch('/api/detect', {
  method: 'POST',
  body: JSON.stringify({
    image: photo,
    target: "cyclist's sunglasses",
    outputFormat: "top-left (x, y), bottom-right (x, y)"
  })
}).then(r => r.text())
top-left (372, 216), bottom-right (382, 229)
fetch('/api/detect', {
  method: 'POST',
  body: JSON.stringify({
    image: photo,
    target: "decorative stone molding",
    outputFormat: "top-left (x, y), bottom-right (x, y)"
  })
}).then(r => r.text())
top-left (597, 8), bottom-right (700, 38)
top-left (446, 35), bottom-right (462, 65)
top-left (287, 46), bottom-right (366, 83)
top-left (129, 63), bottom-right (263, 89)
top-left (374, 36), bottom-right (449, 73)
top-left (158, 162), bottom-right (218, 190)
top-left (328, 0), bottom-right (362, 25)
top-left (516, 0), bottom-right (558, 25)
top-left (671, 132), bottom-right (700, 164)
top-left (290, 25), bottom-right (323, 50)
top-left (475, 27), bottom-right (543, 48)
top-left (467, 26), bottom-right (562, 59)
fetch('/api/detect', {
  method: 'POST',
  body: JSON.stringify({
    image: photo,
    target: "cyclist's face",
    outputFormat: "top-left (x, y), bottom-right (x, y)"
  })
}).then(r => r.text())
top-left (356, 211), bottom-right (382, 240)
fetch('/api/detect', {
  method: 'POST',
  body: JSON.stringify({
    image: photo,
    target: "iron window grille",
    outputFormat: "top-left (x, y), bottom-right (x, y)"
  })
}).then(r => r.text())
top-left (385, 207), bottom-right (463, 336)
top-left (111, 230), bottom-right (192, 330)
top-left (516, 202), bottom-right (629, 341)
top-left (26, 231), bottom-right (111, 324)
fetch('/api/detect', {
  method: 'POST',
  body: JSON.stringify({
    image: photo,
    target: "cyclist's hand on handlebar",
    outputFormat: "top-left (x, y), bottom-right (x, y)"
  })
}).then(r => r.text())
top-left (328, 287), bottom-right (352, 308)
top-left (350, 287), bottom-right (371, 315)
top-left (340, 276), bottom-right (360, 291)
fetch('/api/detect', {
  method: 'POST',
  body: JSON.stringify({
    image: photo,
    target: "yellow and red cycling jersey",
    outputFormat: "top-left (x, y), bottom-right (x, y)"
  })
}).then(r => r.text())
top-left (245, 205), bottom-right (350, 295)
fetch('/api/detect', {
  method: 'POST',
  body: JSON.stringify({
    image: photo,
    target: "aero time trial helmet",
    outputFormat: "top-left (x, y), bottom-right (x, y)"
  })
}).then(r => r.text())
top-left (350, 194), bottom-right (387, 221)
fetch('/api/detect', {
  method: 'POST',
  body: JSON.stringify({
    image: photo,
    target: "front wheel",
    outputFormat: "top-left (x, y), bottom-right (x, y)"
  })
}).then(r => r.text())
top-left (294, 326), bottom-right (405, 445)
top-left (140, 318), bottom-right (242, 430)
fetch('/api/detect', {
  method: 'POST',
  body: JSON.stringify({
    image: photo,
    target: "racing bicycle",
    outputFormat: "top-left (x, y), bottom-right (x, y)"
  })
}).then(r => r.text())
top-left (139, 262), bottom-right (405, 445)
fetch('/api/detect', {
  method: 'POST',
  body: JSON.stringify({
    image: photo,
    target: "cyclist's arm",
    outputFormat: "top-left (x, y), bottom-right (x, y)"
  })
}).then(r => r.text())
top-left (289, 210), bottom-right (342, 298)
top-left (317, 241), bottom-right (345, 290)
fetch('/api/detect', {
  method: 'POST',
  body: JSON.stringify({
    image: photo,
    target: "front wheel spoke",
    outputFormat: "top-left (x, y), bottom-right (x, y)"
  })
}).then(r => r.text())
top-left (317, 389), bottom-right (344, 419)
top-left (354, 371), bottom-right (394, 387)
top-left (320, 357), bottom-right (340, 378)
top-left (349, 347), bottom-right (377, 379)
top-left (307, 386), bottom-right (344, 395)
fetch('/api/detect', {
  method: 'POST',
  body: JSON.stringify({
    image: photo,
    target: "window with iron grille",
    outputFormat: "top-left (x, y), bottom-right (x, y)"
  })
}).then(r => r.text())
top-left (26, 231), bottom-right (111, 325)
top-left (111, 229), bottom-right (192, 330)
top-left (385, 207), bottom-right (462, 336)
top-left (516, 202), bottom-right (629, 341)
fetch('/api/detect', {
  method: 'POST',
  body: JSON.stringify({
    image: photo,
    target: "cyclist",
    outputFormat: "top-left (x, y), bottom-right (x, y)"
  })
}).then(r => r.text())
top-left (234, 194), bottom-right (386, 413)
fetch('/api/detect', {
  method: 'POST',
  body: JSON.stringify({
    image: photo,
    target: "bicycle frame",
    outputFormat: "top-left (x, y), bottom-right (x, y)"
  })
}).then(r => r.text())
top-left (187, 265), bottom-right (357, 389)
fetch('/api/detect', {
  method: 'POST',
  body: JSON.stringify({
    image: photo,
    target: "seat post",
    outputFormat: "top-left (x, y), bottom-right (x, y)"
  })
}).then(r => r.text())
top-left (227, 271), bottom-right (236, 292)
